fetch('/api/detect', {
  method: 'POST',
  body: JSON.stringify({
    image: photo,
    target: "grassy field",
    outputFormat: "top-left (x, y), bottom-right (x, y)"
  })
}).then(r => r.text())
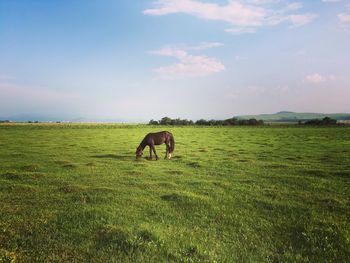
top-left (0, 124), bottom-right (349, 262)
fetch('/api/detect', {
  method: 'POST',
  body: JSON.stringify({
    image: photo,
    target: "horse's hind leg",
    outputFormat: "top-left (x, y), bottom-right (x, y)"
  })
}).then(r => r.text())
top-left (165, 143), bottom-right (169, 159)
top-left (168, 149), bottom-right (172, 159)
top-left (166, 141), bottom-right (172, 159)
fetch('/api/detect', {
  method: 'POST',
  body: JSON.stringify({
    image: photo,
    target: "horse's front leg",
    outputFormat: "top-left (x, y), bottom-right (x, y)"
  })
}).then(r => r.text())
top-left (152, 145), bottom-right (158, 160)
top-left (149, 146), bottom-right (153, 160)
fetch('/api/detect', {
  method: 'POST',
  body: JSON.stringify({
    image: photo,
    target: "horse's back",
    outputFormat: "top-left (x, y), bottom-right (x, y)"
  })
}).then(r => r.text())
top-left (146, 131), bottom-right (172, 145)
top-left (147, 131), bottom-right (171, 137)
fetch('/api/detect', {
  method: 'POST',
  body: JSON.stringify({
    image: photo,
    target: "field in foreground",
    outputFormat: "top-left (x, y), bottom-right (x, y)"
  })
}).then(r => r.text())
top-left (0, 124), bottom-right (349, 262)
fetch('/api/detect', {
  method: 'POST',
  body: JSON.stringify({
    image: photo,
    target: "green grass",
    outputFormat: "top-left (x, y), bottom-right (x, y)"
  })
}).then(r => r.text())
top-left (0, 124), bottom-right (349, 262)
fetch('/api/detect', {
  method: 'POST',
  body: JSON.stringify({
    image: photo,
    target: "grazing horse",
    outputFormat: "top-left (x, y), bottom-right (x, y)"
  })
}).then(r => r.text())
top-left (136, 131), bottom-right (175, 160)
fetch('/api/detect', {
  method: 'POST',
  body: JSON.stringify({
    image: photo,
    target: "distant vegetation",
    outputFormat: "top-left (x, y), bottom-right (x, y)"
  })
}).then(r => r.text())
top-left (236, 111), bottom-right (350, 122)
top-left (300, 117), bottom-right (337, 125)
top-left (149, 117), bottom-right (194, 126)
top-left (149, 117), bottom-right (264, 126)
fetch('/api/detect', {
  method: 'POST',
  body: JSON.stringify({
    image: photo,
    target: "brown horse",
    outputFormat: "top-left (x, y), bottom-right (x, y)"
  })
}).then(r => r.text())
top-left (136, 131), bottom-right (175, 160)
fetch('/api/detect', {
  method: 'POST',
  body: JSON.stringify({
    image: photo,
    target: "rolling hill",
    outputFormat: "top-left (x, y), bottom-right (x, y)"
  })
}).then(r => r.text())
top-left (235, 112), bottom-right (350, 122)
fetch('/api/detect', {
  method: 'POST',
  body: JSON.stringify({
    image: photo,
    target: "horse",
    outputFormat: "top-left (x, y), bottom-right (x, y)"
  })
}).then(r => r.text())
top-left (136, 131), bottom-right (175, 160)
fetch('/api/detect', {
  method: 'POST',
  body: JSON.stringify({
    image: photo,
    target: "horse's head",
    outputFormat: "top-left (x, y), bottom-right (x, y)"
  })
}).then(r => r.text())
top-left (135, 147), bottom-right (143, 158)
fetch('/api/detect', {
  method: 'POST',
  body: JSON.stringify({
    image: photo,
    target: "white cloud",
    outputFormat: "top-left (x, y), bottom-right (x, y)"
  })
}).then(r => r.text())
top-left (246, 0), bottom-right (281, 4)
top-left (322, 0), bottom-right (342, 3)
top-left (338, 13), bottom-right (350, 23)
top-left (150, 44), bottom-right (225, 79)
top-left (304, 73), bottom-right (335, 84)
top-left (225, 27), bottom-right (257, 34)
top-left (337, 8), bottom-right (350, 32)
top-left (154, 42), bottom-right (224, 52)
top-left (305, 73), bottom-right (326, 84)
top-left (144, 0), bottom-right (317, 34)
top-left (144, 0), bottom-right (266, 26)
top-left (288, 13), bottom-right (318, 27)
top-left (189, 42), bottom-right (224, 50)
top-left (286, 2), bottom-right (303, 11)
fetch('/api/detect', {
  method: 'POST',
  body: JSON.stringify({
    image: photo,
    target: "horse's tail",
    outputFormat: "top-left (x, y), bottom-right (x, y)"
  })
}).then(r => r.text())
top-left (169, 133), bottom-right (175, 153)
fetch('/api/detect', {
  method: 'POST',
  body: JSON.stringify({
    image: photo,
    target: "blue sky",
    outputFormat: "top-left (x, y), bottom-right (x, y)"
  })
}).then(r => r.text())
top-left (1, 0), bottom-right (350, 121)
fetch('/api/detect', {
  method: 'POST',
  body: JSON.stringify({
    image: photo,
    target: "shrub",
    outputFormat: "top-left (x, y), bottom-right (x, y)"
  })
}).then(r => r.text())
top-left (149, 119), bottom-right (159, 125)
top-left (304, 117), bottom-right (337, 125)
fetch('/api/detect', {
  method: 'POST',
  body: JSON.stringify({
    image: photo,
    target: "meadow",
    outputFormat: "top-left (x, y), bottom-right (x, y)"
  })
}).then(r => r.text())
top-left (0, 124), bottom-right (349, 262)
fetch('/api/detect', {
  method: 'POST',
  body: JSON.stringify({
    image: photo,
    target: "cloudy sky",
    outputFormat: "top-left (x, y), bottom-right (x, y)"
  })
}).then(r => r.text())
top-left (1, 0), bottom-right (349, 121)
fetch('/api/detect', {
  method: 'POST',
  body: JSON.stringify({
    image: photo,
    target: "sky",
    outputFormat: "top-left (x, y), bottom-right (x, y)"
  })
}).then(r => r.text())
top-left (0, 0), bottom-right (350, 122)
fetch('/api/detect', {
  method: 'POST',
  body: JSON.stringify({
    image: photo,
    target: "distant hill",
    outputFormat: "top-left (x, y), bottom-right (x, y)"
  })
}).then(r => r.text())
top-left (0, 114), bottom-right (144, 123)
top-left (235, 112), bottom-right (350, 122)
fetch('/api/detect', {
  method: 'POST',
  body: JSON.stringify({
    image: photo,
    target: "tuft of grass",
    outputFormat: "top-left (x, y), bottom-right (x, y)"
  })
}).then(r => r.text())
top-left (0, 249), bottom-right (16, 263)
top-left (1, 171), bottom-right (21, 180)
top-left (21, 164), bottom-right (41, 172)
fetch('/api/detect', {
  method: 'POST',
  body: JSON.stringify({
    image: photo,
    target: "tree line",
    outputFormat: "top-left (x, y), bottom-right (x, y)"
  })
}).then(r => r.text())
top-left (299, 117), bottom-right (337, 125)
top-left (149, 117), bottom-right (264, 126)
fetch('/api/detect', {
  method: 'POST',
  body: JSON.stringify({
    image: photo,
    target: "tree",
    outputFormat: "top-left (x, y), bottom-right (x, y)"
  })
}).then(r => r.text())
top-left (224, 117), bottom-right (238, 126)
top-left (248, 119), bottom-right (259, 125)
top-left (208, 119), bottom-right (217, 126)
top-left (149, 119), bottom-right (159, 125)
top-left (159, 117), bottom-right (172, 125)
top-left (195, 119), bottom-right (208, 125)
top-left (305, 117), bottom-right (337, 125)
top-left (322, 117), bottom-right (337, 125)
